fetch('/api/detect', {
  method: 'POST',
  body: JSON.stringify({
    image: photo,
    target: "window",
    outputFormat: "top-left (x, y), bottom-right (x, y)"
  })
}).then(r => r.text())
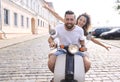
top-left (26, 17), bottom-right (29, 28)
top-left (41, 20), bottom-right (42, 27)
top-left (21, 15), bottom-right (24, 26)
top-left (14, 13), bottom-right (17, 26)
top-left (38, 19), bottom-right (39, 26)
top-left (30, 0), bottom-right (32, 9)
top-left (43, 22), bottom-right (44, 27)
top-left (4, 9), bottom-right (9, 25)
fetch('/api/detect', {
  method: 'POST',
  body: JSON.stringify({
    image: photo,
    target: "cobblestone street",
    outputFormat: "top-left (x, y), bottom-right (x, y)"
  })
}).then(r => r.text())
top-left (0, 35), bottom-right (120, 82)
top-left (0, 35), bottom-right (52, 82)
top-left (85, 39), bottom-right (120, 82)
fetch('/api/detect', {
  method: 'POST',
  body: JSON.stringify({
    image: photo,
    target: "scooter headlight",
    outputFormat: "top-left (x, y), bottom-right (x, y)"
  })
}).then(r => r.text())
top-left (68, 44), bottom-right (79, 54)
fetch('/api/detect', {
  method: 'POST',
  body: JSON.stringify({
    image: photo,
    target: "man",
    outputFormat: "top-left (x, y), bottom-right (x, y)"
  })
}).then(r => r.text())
top-left (48, 10), bottom-right (86, 82)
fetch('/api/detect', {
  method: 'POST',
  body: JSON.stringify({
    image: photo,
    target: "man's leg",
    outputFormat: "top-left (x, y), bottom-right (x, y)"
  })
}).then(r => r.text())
top-left (83, 56), bottom-right (91, 73)
top-left (48, 53), bottom-right (57, 73)
top-left (48, 49), bottom-right (66, 82)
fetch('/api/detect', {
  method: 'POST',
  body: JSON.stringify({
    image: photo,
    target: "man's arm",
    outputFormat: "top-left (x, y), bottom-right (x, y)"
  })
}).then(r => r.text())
top-left (80, 40), bottom-right (87, 51)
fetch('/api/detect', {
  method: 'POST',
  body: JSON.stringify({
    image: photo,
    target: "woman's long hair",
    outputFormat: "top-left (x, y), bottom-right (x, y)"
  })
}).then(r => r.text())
top-left (76, 13), bottom-right (91, 36)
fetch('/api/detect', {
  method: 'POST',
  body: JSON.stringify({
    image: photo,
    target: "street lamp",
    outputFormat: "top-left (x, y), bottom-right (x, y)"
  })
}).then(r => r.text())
top-left (0, 0), bottom-right (6, 39)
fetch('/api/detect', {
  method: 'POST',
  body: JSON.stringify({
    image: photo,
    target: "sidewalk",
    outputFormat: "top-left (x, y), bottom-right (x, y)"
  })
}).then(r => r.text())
top-left (0, 31), bottom-right (49, 49)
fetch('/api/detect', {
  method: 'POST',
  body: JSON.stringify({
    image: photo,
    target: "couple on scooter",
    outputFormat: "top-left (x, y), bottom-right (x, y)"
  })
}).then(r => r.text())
top-left (48, 10), bottom-right (110, 82)
top-left (48, 10), bottom-right (88, 82)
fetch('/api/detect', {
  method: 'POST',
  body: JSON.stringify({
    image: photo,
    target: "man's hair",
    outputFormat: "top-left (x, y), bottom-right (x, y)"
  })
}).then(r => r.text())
top-left (64, 10), bottom-right (75, 17)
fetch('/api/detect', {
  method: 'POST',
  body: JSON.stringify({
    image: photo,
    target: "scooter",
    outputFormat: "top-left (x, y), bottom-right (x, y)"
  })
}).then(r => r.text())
top-left (54, 44), bottom-right (85, 82)
top-left (49, 29), bottom-right (85, 82)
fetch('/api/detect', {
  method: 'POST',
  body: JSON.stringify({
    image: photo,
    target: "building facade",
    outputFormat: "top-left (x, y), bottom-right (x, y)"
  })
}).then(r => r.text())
top-left (0, 0), bottom-right (62, 39)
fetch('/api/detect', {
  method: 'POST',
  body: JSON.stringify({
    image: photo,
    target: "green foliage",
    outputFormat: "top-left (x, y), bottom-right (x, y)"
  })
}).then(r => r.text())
top-left (117, 5), bottom-right (120, 10)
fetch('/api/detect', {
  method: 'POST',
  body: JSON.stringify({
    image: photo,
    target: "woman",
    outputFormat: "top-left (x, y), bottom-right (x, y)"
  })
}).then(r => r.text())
top-left (76, 13), bottom-right (110, 50)
top-left (76, 13), bottom-right (111, 73)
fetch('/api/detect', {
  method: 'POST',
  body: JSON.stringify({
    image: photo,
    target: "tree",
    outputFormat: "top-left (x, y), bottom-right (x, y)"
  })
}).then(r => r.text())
top-left (116, 0), bottom-right (120, 10)
top-left (114, 0), bottom-right (120, 14)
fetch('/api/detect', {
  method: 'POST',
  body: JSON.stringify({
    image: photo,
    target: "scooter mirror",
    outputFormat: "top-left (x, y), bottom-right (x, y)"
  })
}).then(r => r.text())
top-left (49, 29), bottom-right (56, 35)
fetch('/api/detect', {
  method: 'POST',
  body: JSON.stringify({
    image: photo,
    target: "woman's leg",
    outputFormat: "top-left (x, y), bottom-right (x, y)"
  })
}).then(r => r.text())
top-left (83, 56), bottom-right (91, 73)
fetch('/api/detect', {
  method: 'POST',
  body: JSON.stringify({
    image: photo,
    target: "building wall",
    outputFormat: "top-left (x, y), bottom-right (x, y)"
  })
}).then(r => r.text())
top-left (2, 0), bottom-right (33, 33)
top-left (0, 0), bottom-right (59, 39)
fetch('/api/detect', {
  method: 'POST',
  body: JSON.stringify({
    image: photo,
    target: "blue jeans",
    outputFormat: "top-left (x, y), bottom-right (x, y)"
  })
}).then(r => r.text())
top-left (54, 49), bottom-right (85, 57)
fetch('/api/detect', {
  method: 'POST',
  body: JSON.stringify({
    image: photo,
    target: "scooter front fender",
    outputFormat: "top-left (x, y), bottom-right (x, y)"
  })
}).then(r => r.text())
top-left (54, 54), bottom-right (66, 82)
top-left (74, 55), bottom-right (85, 82)
top-left (54, 54), bottom-right (85, 82)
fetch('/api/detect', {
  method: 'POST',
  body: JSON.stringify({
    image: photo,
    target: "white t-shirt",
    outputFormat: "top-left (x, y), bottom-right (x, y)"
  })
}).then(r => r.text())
top-left (84, 33), bottom-right (93, 46)
top-left (52, 24), bottom-right (85, 47)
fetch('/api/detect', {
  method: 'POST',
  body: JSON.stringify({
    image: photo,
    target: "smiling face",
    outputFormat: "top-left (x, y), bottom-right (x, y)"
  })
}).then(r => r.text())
top-left (77, 16), bottom-right (87, 28)
top-left (76, 13), bottom-right (91, 36)
top-left (64, 14), bottom-right (76, 29)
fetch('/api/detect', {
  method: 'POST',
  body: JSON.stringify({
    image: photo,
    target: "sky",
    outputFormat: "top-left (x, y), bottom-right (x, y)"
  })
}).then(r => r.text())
top-left (45, 0), bottom-right (120, 27)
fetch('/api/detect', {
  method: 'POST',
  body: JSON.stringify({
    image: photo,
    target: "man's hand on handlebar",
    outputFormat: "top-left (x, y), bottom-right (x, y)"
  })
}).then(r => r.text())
top-left (48, 36), bottom-right (56, 48)
top-left (49, 41), bottom-right (57, 48)
top-left (80, 46), bottom-right (87, 52)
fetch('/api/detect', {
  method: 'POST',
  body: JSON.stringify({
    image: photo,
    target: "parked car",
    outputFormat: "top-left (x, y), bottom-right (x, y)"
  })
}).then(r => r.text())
top-left (91, 27), bottom-right (112, 37)
top-left (100, 28), bottom-right (120, 39)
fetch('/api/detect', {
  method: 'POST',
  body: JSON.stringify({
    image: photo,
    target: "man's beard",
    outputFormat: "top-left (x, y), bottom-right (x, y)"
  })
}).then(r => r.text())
top-left (65, 23), bottom-right (74, 29)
